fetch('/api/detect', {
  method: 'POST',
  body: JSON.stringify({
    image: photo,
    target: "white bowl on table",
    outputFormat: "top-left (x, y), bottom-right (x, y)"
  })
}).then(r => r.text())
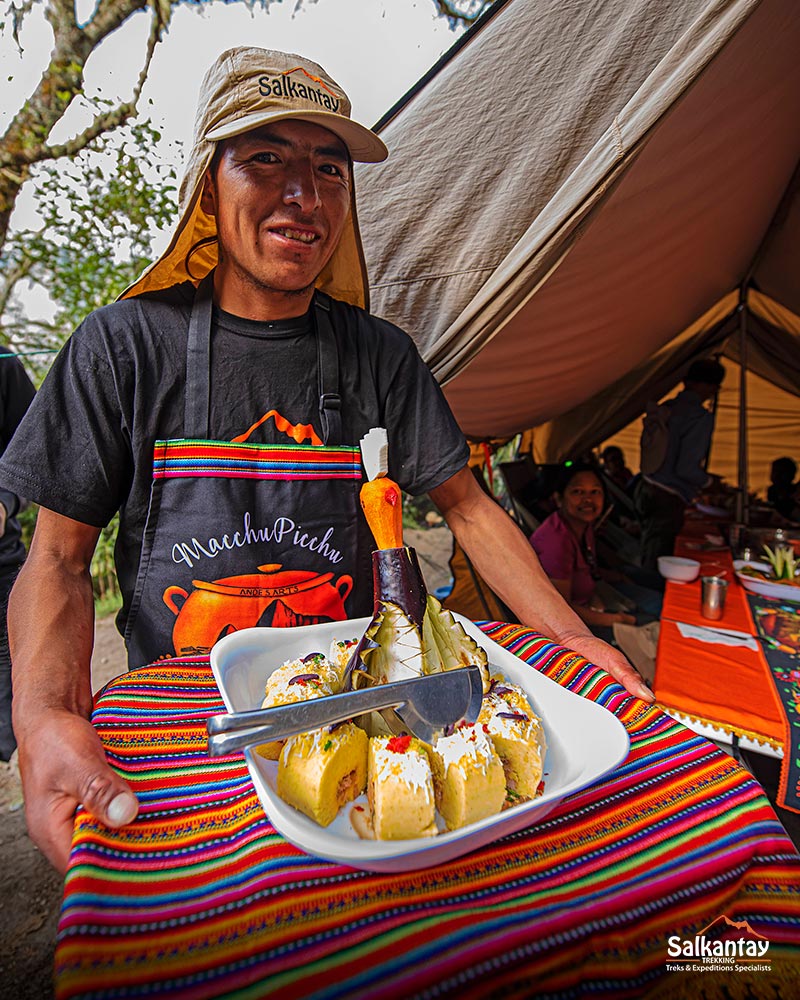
top-left (658, 556), bottom-right (701, 583)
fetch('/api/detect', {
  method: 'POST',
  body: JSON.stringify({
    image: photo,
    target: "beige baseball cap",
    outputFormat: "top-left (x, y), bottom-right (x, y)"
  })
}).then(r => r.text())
top-left (121, 47), bottom-right (388, 308)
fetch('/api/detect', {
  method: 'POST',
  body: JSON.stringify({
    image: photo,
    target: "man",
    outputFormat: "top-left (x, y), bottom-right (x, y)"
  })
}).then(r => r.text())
top-left (634, 358), bottom-right (726, 569)
top-left (0, 351), bottom-right (36, 760)
top-left (1, 48), bottom-right (652, 873)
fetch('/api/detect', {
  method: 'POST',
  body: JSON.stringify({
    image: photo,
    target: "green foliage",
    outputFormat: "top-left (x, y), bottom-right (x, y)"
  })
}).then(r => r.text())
top-left (1, 116), bottom-right (178, 382)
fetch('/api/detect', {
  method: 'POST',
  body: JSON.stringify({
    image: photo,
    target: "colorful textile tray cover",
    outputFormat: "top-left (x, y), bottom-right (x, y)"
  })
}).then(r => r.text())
top-left (210, 617), bottom-right (630, 872)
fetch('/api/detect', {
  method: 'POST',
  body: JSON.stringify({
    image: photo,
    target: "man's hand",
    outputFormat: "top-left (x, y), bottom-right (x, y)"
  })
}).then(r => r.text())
top-left (17, 709), bottom-right (139, 874)
top-left (555, 629), bottom-right (654, 702)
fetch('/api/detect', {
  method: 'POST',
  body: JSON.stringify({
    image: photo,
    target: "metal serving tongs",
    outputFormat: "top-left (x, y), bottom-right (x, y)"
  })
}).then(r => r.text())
top-left (207, 665), bottom-right (484, 757)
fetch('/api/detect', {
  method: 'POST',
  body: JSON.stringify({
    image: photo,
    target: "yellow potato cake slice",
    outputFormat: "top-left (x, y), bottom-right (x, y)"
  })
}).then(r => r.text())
top-left (431, 724), bottom-right (506, 831)
top-left (480, 677), bottom-right (546, 805)
top-left (256, 654), bottom-right (341, 760)
top-left (368, 735), bottom-right (437, 840)
top-left (277, 722), bottom-right (368, 827)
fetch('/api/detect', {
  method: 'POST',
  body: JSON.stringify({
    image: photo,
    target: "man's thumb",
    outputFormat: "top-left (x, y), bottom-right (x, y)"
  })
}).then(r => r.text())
top-left (105, 791), bottom-right (139, 827)
top-left (80, 771), bottom-right (139, 828)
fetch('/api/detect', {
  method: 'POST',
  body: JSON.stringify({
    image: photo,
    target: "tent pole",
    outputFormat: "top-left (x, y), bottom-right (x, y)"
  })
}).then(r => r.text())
top-left (735, 284), bottom-right (749, 526)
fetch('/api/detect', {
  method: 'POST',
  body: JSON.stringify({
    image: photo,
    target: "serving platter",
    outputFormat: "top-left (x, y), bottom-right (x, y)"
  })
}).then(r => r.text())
top-left (734, 559), bottom-right (800, 604)
top-left (210, 616), bottom-right (630, 872)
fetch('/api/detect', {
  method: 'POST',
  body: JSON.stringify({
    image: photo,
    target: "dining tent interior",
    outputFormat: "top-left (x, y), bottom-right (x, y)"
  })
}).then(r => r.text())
top-left (355, 0), bottom-right (800, 618)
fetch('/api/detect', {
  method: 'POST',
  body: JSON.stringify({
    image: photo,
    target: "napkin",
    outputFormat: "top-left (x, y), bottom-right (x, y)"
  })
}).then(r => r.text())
top-left (676, 622), bottom-right (759, 651)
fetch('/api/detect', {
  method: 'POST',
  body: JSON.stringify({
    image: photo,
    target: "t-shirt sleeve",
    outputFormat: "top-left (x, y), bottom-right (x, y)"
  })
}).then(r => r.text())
top-left (0, 321), bottom-right (131, 527)
top-left (379, 333), bottom-right (469, 497)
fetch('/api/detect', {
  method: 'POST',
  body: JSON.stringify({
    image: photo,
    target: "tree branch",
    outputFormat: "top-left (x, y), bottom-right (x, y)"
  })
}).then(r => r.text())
top-left (0, 254), bottom-right (35, 322)
top-left (430, 0), bottom-right (494, 25)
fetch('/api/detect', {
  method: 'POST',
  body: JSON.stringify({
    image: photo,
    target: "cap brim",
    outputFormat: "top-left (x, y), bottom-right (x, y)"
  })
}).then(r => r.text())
top-left (205, 109), bottom-right (388, 163)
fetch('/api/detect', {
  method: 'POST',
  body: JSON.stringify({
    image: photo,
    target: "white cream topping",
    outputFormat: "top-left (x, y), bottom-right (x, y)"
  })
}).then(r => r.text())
top-left (372, 740), bottom-right (433, 800)
top-left (263, 656), bottom-right (339, 707)
top-left (284, 726), bottom-right (343, 760)
top-left (435, 725), bottom-right (495, 775)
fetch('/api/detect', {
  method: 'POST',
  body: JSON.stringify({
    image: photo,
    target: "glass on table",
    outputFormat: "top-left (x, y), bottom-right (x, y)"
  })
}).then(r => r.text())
top-left (700, 575), bottom-right (728, 621)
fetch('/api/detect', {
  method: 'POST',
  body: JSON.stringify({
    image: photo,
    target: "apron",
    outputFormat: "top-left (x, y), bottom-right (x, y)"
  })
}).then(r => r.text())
top-left (124, 277), bottom-right (371, 666)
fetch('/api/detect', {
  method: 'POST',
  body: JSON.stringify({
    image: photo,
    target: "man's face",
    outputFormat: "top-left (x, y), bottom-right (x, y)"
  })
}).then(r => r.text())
top-left (201, 119), bottom-right (351, 316)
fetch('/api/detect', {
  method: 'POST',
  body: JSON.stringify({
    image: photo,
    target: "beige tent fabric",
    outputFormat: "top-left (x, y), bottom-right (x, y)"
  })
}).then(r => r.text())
top-left (530, 292), bottom-right (738, 464)
top-left (357, 0), bottom-right (800, 449)
top-left (531, 290), bottom-right (800, 470)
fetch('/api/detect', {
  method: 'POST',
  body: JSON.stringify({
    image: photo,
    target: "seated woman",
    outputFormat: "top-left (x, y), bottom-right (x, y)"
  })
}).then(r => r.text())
top-left (530, 462), bottom-right (661, 641)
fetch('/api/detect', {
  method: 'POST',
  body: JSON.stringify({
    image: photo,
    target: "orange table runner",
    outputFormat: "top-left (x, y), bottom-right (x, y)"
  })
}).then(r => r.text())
top-left (655, 539), bottom-right (786, 749)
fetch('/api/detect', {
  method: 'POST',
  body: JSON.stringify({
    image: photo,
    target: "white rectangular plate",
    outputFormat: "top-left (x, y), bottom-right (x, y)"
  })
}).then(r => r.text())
top-left (733, 559), bottom-right (800, 604)
top-left (210, 616), bottom-right (629, 872)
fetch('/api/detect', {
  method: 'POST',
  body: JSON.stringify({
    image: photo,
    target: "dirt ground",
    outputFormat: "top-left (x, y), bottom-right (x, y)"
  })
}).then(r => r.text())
top-left (0, 527), bottom-right (455, 998)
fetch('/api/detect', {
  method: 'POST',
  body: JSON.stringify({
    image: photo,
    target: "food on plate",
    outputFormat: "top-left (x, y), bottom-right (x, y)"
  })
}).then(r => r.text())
top-left (328, 637), bottom-right (359, 680)
top-left (262, 428), bottom-right (546, 839)
top-left (256, 652), bottom-right (341, 759)
top-left (760, 544), bottom-right (800, 582)
top-left (276, 722), bottom-right (368, 827)
top-left (431, 724), bottom-right (506, 830)
top-left (738, 562), bottom-right (800, 587)
top-left (479, 676), bottom-right (546, 804)
top-left (364, 735), bottom-right (437, 840)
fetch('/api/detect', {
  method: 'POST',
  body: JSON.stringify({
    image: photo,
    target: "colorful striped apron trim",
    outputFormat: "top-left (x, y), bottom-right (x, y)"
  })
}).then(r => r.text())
top-left (153, 440), bottom-right (362, 481)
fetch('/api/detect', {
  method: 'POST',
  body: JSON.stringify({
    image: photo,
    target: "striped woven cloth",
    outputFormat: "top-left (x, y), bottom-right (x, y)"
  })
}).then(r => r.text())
top-left (55, 624), bottom-right (800, 999)
top-left (152, 440), bottom-right (362, 480)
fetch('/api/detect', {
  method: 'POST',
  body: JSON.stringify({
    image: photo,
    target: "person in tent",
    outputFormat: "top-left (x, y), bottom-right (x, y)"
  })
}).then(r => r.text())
top-left (633, 358), bottom-right (725, 570)
top-left (600, 445), bottom-right (634, 492)
top-left (0, 47), bottom-right (653, 873)
top-left (530, 462), bottom-right (660, 641)
top-left (766, 457), bottom-right (799, 522)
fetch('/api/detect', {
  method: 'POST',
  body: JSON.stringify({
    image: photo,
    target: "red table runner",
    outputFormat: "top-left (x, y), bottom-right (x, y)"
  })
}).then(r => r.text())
top-left (55, 625), bottom-right (800, 999)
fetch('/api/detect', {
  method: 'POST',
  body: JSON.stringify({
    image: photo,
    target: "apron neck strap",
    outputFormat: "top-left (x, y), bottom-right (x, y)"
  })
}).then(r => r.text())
top-left (314, 292), bottom-right (341, 446)
top-left (184, 278), bottom-right (342, 445)
top-left (184, 274), bottom-right (214, 440)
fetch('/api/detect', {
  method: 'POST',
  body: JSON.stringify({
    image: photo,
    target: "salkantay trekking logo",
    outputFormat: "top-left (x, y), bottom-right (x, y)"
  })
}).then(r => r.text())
top-left (666, 916), bottom-right (771, 974)
top-left (258, 69), bottom-right (341, 112)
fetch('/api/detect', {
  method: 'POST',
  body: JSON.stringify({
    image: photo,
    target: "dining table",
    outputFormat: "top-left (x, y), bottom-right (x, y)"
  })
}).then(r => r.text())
top-left (654, 513), bottom-right (800, 814)
top-left (55, 622), bottom-right (800, 1000)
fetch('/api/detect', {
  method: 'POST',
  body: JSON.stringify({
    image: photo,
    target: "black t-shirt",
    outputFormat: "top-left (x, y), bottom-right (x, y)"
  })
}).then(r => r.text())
top-left (0, 283), bottom-right (468, 618)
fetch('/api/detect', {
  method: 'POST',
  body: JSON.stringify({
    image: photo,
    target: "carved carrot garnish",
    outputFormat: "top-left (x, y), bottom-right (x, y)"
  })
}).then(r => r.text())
top-left (359, 428), bottom-right (403, 550)
top-left (360, 477), bottom-right (403, 550)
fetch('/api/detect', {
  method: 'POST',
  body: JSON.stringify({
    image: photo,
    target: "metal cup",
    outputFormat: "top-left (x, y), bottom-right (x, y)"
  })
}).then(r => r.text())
top-left (700, 575), bottom-right (728, 620)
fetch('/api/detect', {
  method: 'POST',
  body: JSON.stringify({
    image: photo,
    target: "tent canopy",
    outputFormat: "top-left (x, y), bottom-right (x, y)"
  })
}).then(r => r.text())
top-left (356, 0), bottom-right (800, 487)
